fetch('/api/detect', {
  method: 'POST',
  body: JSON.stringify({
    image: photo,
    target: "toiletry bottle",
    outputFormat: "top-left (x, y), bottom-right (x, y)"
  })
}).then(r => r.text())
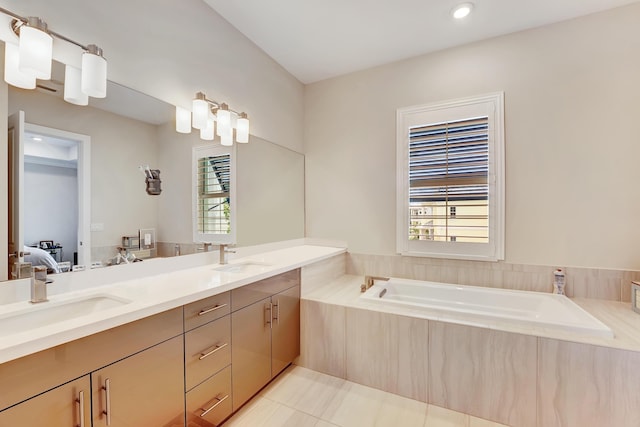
top-left (553, 268), bottom-right (565, 295)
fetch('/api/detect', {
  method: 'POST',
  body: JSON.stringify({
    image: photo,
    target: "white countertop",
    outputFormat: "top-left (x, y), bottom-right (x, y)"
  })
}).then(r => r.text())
top-left (0, 243), bottom-right (346, 364)
top-left (305, 274), bottom-right (640, 352)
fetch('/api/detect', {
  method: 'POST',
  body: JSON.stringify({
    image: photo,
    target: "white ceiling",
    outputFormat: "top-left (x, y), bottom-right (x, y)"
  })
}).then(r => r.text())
top-left (203, 0), bottom-right (640, 84)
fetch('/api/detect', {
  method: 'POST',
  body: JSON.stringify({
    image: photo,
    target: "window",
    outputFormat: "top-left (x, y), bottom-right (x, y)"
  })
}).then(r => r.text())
top-left (193, 144), bottom-right (236, 244)
top-left (396, 93), bottom-right (504, 261)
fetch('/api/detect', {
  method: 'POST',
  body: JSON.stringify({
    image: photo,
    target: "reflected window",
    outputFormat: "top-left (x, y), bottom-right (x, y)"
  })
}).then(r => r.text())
top-left (193, 145), bottom-right (235, 243)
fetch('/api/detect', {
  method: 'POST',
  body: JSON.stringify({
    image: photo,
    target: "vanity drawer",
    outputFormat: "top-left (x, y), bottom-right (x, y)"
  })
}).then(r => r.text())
top-left (186, 365), bottom-right (232, 426)
top-left (184, 292), bottom-right (231, 331)
top-left (231, 269), bottom-right (300, 312)
top-left (185, 315), bottom-right (231, 391)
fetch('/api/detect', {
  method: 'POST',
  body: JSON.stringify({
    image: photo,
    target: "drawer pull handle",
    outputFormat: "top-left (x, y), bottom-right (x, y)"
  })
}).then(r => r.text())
top-left (102, 379), bottom-right (112, 426)
top-left (198, 303), bottom-right (228, 316)
top-left (200, 394), bottom-right (229, 417)
top-left (76, 390), bottom-right (85, 427)
top-left (199, 342), bottom-right (229, 360)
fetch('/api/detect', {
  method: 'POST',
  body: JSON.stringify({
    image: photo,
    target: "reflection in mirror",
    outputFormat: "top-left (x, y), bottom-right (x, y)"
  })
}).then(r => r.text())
top-left (4, 58), bottom-right (305, 281)
top-left (193, 145), bottom-right (235, 244)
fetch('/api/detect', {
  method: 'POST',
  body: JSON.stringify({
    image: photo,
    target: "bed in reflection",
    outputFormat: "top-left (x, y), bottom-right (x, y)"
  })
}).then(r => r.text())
top-left (24, 246), bottom-right (62, 274)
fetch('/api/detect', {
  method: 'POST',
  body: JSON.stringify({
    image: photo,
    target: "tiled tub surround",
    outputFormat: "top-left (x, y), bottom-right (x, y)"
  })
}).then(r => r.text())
top-left (298, 272), bottom-right (640, 427)
top-left (347, 253), bottom-right (640, 302)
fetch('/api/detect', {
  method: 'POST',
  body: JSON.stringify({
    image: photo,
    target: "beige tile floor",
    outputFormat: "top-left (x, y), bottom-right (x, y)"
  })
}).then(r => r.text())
top-left (222, 365), bottom-right (510, 427)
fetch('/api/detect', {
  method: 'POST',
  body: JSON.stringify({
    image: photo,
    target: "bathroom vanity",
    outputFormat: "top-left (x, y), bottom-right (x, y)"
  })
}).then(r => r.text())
top-left (0, 244), bottom-right (343, 426)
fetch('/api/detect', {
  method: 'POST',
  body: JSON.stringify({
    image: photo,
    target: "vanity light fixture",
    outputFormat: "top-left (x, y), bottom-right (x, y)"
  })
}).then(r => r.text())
top-left (0, 6), bottom-right (108, 103)
top-left (452, 2), bottom-right (474, 19)
top-left (176, 92), bottom-right (250, 145)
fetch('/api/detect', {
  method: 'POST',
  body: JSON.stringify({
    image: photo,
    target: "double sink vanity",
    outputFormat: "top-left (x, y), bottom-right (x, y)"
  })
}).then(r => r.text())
top-left (0, 244), bottom-right (345, 426)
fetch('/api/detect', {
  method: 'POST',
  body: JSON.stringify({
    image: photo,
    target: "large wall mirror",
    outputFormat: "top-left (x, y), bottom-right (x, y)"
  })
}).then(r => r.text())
top-left (4, 59), bottom-right (305, 280)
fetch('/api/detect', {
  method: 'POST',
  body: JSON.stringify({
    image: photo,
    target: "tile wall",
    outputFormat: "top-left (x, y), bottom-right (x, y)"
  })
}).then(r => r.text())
top-left (347, 253), bottom-right (640, 302)
top-left (299, 253), bottom-right (640, 427)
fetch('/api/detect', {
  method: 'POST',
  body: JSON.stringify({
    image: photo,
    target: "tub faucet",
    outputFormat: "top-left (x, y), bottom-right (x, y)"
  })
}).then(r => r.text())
top-left (198, 242), bottom-right (213, 252)
top-left (219, 244), bottom-right (236, 265)
top-left (361, 275), bottom-right (390, 292)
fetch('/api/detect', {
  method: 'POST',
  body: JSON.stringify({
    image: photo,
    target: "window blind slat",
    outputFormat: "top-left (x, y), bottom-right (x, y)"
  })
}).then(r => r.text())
top-left (408, 116), bottom-right (489, 243)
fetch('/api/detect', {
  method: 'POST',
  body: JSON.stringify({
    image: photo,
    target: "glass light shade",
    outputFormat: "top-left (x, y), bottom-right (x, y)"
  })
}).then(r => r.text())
top-left (236, 116), bottom-right (249, 143)
top-left (200, 119), bottom-right (215, 140)
top-left (192, 99), bottom-right (209, 130)
top-left (18, 24), bottom-right (53, 80)
top-left (175, 106), bottom-right (192, 133)
top-left (4, 43), bottom-right (36, 89)
top-left (64, 65), bottom-right (89, 106)
top-left (216, 108), bottom-right (231, 137)
top-left (220, 128), bottom-right (233, 146)
top-left (81, 51), bottom-right (107, 98)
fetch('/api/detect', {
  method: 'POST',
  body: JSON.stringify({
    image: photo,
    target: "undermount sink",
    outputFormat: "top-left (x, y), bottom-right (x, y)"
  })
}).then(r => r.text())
top-left (214, 260), bottom-right (272, 273)
top-left (0, 294), bottom-right (131, 336)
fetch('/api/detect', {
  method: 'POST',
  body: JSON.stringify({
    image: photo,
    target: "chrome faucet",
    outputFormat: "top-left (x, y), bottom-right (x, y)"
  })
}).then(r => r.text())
top-left (30, 266), bottom-right (48, 303)
top-left (219, 244), bottom-right (236, 265)
top-left (361, 275), bottom-right (390, 293)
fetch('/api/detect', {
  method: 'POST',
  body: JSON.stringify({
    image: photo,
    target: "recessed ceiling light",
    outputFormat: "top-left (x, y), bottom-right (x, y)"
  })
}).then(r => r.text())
top-left (452, 2), bottom-right (474, 19)
top-left (32, 136), bottom-right (43, 141)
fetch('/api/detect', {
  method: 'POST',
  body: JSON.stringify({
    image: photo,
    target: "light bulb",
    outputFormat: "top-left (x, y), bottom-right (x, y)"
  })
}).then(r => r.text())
top-left (192, 97), bottom-right (209, 130)
top-left (18, 18), bottom-right (53, 80)
top-left (176, 106), bottom-right (192, 133)
top-left (4, 42), bottom-right (36, 89)
top-left (452, 3), bottom-right (474, 19)
top-left (64, 65), bottom-right (89, 106)
top-left (200, 119), bottom-right (215, 140)
top-left (216, 104), bottom-right (231, 137)
top-left (221, 127), bottom-right (233, 146)
top-left (81, 45), bottom-right (107, 98)
top-left (236, 114), bottom-right (249, 143)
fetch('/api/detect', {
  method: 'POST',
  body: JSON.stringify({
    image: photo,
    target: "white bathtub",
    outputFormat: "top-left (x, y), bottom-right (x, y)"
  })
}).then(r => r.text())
top-left (360, 278), bottom-right (613, 338)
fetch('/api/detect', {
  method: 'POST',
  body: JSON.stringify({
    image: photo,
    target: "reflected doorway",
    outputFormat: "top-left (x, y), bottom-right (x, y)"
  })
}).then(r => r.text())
top-left (7, 115), bottom-right (91, 277)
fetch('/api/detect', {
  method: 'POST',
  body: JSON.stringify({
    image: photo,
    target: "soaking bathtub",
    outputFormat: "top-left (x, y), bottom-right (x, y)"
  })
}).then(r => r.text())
top-left (360, 277), bottom-right (614, 338)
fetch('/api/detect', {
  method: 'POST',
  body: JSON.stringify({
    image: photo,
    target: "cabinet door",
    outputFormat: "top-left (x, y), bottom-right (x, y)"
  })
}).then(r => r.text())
top-left (271, 285), bottom-right (300, 376)
top-left (0, 375), bottom-right (90, 427)
top-left (92, 336), bottom-right (184, 427)
top-left (231, 297), bottom-right (272, 411)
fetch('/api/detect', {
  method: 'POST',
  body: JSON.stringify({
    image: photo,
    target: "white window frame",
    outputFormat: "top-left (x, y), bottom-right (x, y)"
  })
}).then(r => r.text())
top-left (396, 92), bottom-right (505, 261)
top-left (192, 144), bottom-right (237, 244)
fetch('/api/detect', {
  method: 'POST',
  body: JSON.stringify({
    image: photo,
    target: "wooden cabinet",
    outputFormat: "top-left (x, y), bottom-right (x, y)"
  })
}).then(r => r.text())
top-left (92, 335), bottom-right (185, 427)
top-left (231, 270), bottom-right (301, 411)
top-left (0, 375), bottom-right (91, 427)
top-left (185, 366), bottom-right (232, 426)
top-left (231, 296), bottom-right (273, 409)
top-left (185, 315), bottom-right (231, 392)
top-left (271, 284), bottom-right (301, 376)
top-left (0, 269), bottom-right (303, 426)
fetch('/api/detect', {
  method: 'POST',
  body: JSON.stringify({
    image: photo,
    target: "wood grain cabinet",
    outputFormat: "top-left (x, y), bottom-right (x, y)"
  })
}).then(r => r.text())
top-left (92, 335), bottom-right (185, 427)
top-left (231, 270), bottom-right (301, 411)
top-left (0, 375), bottom-right (91, 427)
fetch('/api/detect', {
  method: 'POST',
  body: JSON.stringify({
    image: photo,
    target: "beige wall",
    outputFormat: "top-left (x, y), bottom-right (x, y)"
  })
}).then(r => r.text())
top-left (304, 4), bottom-right (640, 270)
top-left (9, 88), bottom-right (159, 249)
top-left (0, 0), bottom-right (304, 152)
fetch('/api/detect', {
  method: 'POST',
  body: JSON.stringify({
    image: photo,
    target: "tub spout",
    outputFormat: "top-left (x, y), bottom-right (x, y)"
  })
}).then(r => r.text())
top-left (362, 275), bottom-right (389, 292)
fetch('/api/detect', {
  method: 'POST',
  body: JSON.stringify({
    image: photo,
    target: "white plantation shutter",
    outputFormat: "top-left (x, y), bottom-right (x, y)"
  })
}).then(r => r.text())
top-left (397, 93), bottom-right (504, 261)
top-left (409, 116), bottom-right (489, 242)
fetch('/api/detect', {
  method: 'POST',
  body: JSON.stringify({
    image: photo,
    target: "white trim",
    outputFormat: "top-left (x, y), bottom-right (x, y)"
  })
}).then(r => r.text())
top-left (192, 144), bottom-right (237, 244)
top-left (396, 92), bottom-right (505, 261)
top-left (25, 123), bottom-right (91, 266)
